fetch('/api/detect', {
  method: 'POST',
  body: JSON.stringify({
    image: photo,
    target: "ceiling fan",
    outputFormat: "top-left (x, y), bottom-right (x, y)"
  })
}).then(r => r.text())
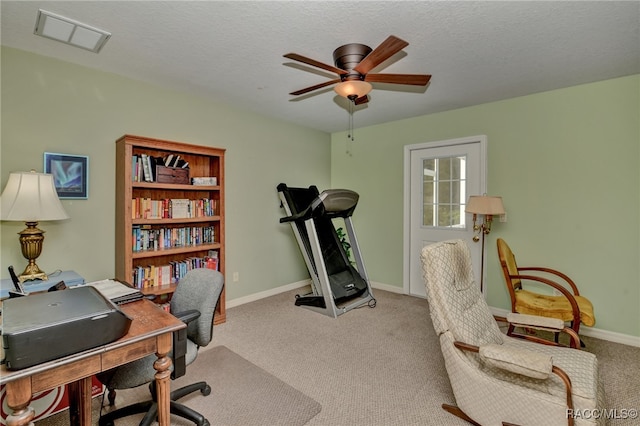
top-left (284, 35), bottom-right (431, 105)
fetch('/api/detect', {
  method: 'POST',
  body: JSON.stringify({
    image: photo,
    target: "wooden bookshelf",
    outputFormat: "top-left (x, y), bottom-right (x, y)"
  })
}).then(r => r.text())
top-left (115, 135), bottom-right (226, 324)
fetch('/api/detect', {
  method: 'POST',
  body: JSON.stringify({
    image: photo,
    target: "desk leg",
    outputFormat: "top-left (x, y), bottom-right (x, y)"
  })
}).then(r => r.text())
top-left (5, 377), bottom-right (35, 426)
top-left (154, 333), bottom-right (173, 426)
top-left (67, 377), bottom-right (93, 426)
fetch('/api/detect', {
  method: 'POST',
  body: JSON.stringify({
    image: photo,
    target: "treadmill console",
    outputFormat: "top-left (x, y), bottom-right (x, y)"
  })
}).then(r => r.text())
top-left (313, 189), bottom-right (359, 218)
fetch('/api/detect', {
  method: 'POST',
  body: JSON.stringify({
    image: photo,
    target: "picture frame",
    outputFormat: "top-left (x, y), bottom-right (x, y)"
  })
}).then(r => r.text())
top-left (43, 152), bottom-right (89, 199)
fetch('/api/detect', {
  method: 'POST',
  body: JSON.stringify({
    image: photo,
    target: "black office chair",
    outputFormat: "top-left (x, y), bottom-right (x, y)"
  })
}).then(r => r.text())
top-left (98, 268), bottom-right (224, 426)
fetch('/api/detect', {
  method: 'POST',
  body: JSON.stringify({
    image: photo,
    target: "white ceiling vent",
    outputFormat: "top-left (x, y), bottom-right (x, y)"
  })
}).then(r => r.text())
top-left (34, 9), bottom-right (111, 53)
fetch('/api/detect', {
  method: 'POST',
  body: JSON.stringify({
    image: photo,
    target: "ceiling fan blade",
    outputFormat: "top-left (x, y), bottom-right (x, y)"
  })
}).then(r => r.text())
top-left (353, 35), bottom-right (409, 75)
top-left (354, 95), bottom-right (369, 105)
top-left (289, 79), bottom-right (342, 96)
top-left (365, 73), bottom-right (431, 86)
top-left (284, 53), bottom-right (348, 75)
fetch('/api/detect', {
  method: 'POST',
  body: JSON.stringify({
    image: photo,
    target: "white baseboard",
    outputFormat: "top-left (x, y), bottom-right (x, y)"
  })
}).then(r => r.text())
top-left (489, 307), bottom-right (640, 348)
top-left (226, 280), bottom-right (311, 309)
top-left (370, 281), bottom-right (404, 294)
top-left (227, 279), bottom-right (405, 308)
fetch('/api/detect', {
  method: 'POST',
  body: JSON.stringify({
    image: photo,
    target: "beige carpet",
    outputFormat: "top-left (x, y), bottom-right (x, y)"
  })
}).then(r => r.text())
top-left (35, 345), bottom-right (321, 425)
top-left (210, 289), bottom-right (640, 426)
top-left (32, 288), bottom-right (640, 425)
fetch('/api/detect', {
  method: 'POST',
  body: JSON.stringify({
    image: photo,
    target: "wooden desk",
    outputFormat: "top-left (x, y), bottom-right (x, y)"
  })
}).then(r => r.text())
top-left (0, 299), bottom-right (185, 426)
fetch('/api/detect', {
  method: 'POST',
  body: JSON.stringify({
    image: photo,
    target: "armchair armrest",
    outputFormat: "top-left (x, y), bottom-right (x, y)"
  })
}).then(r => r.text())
top-left (479, 343), bottom-right (552, 379)
top-left (518, 266), bottom-right (580, 295)
top-left (506, 312), bottom-right (564, 330)
top-left (453, 341), bottom-right (575, 426)
top-left (500, 312), bottom-right (581, 349)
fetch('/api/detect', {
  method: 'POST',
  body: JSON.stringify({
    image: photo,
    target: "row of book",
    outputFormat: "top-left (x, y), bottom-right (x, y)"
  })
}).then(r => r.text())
top-left (133, 225), bottom-right (215, 252)
top-left (132, 154), bottom-right (189, 182)
top-left (131, 252), bottom-right (219, 289)
top-left (132, 198), bottom-right (218, 220)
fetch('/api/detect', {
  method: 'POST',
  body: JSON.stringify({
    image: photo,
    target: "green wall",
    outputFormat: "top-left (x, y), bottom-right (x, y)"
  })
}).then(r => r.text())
top-left (2, 46), bottom-right (638, 338)
top-left (1, 47), bottom-right (330, 300)
top-left (331, 75), bottom-right (640, 337)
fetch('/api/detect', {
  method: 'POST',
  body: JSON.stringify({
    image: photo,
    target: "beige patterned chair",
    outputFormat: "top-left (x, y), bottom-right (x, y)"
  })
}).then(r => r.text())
top-left (421, 240), bottom-right (604, 426)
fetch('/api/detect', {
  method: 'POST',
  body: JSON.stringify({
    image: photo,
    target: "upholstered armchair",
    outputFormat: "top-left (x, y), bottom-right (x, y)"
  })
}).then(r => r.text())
top-left (98, 268), bottom-right (224, 426)
top-left (497, 238), bottom-right (595, 348)
top-left (421, 240), bottom-right (604, 426)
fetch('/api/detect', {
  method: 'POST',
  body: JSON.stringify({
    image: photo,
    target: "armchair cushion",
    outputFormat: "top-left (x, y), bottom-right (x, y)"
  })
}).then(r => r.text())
top-left (479, 343), bottom-right (552, 380)
top-left (515, 289), bottom-right (596, 326)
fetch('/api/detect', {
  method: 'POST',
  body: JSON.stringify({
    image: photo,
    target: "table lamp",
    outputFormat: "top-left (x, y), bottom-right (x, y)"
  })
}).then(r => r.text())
top-left (1, 170), bottom-right (70, 282)
top-left (465, 195), bottom-right (505, 292)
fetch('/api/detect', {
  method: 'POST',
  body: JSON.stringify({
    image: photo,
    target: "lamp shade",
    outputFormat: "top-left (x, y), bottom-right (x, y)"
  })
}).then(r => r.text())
top-left (334, 80), bottom-right (372, 98)
top-left (1, 171), bottom-right (69, 222)
top-left (465, 195), bottom-right (505, 215)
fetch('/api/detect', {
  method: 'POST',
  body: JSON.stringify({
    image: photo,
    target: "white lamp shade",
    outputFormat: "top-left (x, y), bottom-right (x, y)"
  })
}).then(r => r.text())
top-left (1, 171), bottom-right (69, 221)
top-left (334, 80), bottom-right (372, 98)
top-left (465, 195), bottom-right (505, 215)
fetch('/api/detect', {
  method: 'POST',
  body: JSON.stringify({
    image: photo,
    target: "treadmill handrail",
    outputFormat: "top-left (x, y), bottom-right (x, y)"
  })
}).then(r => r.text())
top-left (279, 204), bottom-right (314, 223)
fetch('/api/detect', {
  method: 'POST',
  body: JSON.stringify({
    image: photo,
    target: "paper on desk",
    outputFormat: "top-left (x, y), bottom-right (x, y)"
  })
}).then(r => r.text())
top-left (85, 279), bottom-right (143, 304)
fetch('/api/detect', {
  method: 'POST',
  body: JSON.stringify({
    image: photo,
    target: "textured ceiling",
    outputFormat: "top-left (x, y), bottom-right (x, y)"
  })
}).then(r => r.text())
top-left (2, 1), bottom-right (639, 133)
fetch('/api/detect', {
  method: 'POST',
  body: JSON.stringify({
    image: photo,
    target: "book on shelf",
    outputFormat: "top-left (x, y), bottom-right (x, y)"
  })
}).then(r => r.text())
top-left (160, 154), bottom-right (184, 168)
top-left (160, 264), bottom-right (171, 286)
top-left (132, 155), bottom-right (139, 182)
top-left (171, 199), bottom-right (190, 218)
top-left (140, 154), bottom-right (152, 182)
top-left (191, 176), bottom-right (218, 186)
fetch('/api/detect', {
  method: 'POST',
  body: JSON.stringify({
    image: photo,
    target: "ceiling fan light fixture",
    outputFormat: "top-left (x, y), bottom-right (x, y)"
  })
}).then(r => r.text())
top-left (334, 80), bottom-right (372, 99)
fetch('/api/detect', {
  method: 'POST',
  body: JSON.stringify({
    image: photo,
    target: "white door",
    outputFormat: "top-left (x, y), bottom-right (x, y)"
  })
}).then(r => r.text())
top-left (404, 136), bottom-right (487, 297)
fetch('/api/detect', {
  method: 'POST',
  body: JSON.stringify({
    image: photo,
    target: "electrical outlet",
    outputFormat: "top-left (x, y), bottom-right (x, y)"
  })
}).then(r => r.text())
top-left (500, 211), bottom-right (507, 223)
top-left (232, 272), bottom-right (239, 282)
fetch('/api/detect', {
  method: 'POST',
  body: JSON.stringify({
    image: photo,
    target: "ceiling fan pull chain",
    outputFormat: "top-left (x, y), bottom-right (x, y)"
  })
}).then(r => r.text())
top-left (348, 101), bottom-right (355, 142)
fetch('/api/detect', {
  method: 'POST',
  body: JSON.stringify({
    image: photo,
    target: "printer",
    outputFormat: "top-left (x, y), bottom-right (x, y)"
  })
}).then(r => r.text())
top-left (2, 286), bottom-right (132, 370)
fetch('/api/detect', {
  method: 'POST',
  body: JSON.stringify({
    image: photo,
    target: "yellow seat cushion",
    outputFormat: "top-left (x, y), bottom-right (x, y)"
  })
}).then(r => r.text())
top-left (514, 289), bottom-right (596, 327)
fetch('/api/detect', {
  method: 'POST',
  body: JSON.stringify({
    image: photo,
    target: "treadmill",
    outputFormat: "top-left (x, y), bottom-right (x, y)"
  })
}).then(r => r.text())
top-left (277, 183), bottom-right (375, 318)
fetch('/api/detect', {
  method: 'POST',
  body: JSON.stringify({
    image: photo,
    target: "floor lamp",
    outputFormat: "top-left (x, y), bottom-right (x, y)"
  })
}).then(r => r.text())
top-left (465, 195), bottom-right (505, 292)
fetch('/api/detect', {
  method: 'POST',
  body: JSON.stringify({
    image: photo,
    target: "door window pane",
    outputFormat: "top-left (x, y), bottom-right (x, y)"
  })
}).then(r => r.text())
top-left (422, 156), bottom-right (467, 228)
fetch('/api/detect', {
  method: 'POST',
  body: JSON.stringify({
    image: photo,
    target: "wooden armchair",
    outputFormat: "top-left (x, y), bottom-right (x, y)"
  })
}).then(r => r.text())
top-left (496, 238), bottom-right (595, 348)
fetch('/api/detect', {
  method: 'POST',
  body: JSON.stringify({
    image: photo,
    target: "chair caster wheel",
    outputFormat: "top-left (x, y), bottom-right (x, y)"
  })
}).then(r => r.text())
top-left (202, 384), bottom-right (211, 396)
top-left (202, 420), bottom-right (210, 426)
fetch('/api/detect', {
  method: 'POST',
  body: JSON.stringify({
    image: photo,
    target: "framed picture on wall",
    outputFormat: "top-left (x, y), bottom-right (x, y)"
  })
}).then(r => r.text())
top-left (43, 152), bottom-right (89, 199)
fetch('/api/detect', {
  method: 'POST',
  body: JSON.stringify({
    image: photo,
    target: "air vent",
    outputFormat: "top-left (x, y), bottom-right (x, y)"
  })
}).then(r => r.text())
top-left (34, 9), bottom-right (111, 53)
